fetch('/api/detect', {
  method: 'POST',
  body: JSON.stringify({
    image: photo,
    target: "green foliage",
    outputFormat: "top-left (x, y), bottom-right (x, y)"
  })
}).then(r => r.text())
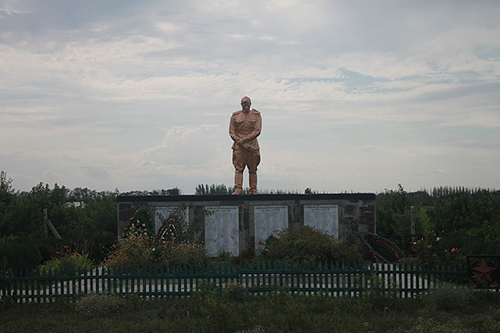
top-left (106, 236), bottom-right (209, 267)
top-left (39, 246), bottom-right (93, 275)
top-left (377, 184), bottom-right (500, 258)
top-left (232, 247), bottom-right (256, 265)
top-left (213, 250), bottom-right (233, 263)
top-left (0, 174), bottom-right (118, 269)
top-left (428, 190), bottom-right (500, 255)
top-left (377, 184), bottom-right (430, 237)
top-left (75, 293), bottom-right (130, 318)
top-left (2, 286), bottom-right (500, 333)
top-left (412, 230), bottom-right (463, 264)
top-left (362, 274), bottom-right (400, 311)
top-left (119, 188), bottom-right (181, 196)
top-left (195, 183), bottom-right (233, 195)
top-left (423, 283), bottom-right (474, 312)
top-left (259, 226), bottom-right (362, 262)
top-left (153, 241), bottom-right (209, 266)
top-left (0, 234), bottom-right (42, 269)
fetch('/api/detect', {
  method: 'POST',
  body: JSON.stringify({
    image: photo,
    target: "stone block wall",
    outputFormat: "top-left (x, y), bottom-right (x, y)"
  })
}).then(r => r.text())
top-left (117, 193), bottom-right (376, 255)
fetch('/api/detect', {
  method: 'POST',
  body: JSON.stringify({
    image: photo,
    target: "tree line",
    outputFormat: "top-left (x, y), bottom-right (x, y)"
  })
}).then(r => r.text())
top-left (1, 171), bottom-right (499, 269)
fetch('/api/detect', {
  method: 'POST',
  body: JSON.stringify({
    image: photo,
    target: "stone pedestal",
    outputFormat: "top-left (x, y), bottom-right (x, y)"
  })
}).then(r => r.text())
top-left (117, 193), bottom-right (376, 255)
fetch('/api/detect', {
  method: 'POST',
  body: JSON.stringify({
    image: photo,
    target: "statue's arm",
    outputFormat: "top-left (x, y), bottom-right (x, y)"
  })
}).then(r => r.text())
top-left (240, 112), bottom-right (261, 144)
top-left (229, 115), bottom-right (241, 142)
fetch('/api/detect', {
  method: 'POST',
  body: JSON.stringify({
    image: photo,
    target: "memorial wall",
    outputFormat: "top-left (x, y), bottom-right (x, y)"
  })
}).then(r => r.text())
top-left (117, 193), bottom-right (376, 256)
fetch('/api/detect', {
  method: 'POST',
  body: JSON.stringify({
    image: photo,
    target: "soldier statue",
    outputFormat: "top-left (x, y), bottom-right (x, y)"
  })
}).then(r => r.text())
top-left (229, 96), bottom-right (262, 195)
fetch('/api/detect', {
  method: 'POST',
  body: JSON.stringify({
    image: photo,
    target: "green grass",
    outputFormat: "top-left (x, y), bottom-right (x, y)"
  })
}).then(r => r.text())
top-left (1, 287), bottom-right (500, 333)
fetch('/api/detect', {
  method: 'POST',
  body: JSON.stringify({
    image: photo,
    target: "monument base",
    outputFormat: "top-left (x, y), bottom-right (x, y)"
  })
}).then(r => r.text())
top-left (117, 193), bottom-right (376, 256)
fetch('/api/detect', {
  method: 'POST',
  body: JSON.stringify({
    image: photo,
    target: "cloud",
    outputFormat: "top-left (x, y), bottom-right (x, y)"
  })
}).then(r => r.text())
top-left (1, 1), bottom-right (500, 193)
top-left (143, 125), bottom-right (225, 166)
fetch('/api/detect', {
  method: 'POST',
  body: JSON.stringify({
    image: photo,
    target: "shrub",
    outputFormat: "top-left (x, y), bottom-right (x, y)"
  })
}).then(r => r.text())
top-left (0, 234), bottom-right (42, 269)
top-left (39, 245), bottom-right (93, 275)
top-left (362, 274), bottom-right (400, 311)
top-left (423, 283), bottom-right (474, 311)
top-left (413, 230), bottom-right (464, 265)
top-left (222, 283), bottom-right (252, 303)
top-left (231, 247), bottom-right (256, 265)
top-left (258, 226), bottom-right (362, 262)
top-left (154, 240), bottom-right (209, 266)
top-left (106, 236), bottom-right (209, 267)
top-left (105, 235), bottom-right (154, 267)
top-left (213, 250), bottom-right (233, 263)
top-left (75, 293), bottom-right (129, 317)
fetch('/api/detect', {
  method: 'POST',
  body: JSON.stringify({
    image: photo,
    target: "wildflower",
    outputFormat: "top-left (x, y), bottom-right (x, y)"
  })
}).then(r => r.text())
top-left (451, 248), bottom-right (457, 252)
top-left (444, 249), bottom-right (448, 253)
top-left (258, 240), bottom-right (264, 245)
top-left (310, 231), bottom-right (315, 234)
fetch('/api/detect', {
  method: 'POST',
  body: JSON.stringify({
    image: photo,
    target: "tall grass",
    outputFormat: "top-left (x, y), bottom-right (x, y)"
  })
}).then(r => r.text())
top-left (1, 284), bottom-right (499, 333)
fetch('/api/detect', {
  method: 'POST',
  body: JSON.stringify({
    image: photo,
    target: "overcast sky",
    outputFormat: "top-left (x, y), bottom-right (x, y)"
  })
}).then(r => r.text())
top-left (1, 0), bottom-right (499, 194)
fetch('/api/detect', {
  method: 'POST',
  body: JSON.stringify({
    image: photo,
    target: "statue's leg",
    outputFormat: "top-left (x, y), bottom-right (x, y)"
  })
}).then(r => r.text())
top-left (248, 150), bottom-right (261, 194)
top-left (232, 149), bottom-right (244, 195)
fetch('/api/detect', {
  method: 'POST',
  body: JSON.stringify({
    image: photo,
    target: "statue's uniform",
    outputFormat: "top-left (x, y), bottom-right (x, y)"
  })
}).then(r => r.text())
top-left (229, 109), bottom-right (262, 193)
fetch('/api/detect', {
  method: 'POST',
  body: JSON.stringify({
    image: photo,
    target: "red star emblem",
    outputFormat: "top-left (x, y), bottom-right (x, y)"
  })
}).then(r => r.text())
top-left (472, 260), bottom-right (496, 283)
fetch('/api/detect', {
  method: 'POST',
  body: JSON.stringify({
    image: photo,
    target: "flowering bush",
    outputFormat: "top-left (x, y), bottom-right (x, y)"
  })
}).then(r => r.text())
top-left (230, 247), bottom-right (256, 265)
top-left (258, 226), bottom-right (361, 262)
top-left (39, 245), bottom-right (93, 275)
top-left (412, 230), bottom-right (463, 264)
top-left (106, 235), bottom-right (209, 267)
top-left (153, 240), bottom-right (209, 266)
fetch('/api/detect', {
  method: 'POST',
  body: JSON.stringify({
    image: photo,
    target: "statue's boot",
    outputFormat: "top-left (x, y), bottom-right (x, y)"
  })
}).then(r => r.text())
top-left (232, 172), bottom-right (243, 195)
top-left (249, 173), bottom-right (259, 194)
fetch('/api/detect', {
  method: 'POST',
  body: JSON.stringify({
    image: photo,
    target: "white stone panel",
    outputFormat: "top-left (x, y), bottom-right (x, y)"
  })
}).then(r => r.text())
top-left (254, 206), bottom-right (288, 248)
top-left (154, 207), bottom-right (189, 234)
top-left (204, 206), bottom-right (239, 256)
top-left (304, 205), bottom-right (339, 238)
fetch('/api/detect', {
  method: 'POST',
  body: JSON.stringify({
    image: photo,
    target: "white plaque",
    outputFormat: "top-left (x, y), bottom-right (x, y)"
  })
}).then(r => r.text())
top-left (254, 206), bottom-right (288, 248)
top-left (204, 206), bottom-right (239, 256)
top-left (155, 207), bottom-right (189, 234)
top-left (304, 205), bottom-right (338, 238)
